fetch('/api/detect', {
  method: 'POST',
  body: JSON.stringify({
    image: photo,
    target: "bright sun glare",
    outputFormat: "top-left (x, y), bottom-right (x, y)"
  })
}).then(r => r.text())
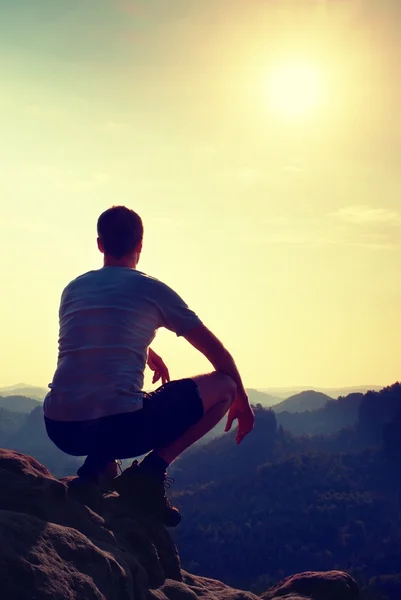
top-left (265, 59), bottom-right (324, 120)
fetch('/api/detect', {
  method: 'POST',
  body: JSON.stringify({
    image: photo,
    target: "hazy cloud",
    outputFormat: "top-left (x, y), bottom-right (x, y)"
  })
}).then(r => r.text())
top-left (235, 167), bottom-right (263, 185)
top-left (219, 166), bottom-right (266, 186)
top-left (208, 211), bottom-right (398, 251)
top-left (332, 205), bottom-right (400, 225)
top-left (103, 120), bottom-right (127, 133)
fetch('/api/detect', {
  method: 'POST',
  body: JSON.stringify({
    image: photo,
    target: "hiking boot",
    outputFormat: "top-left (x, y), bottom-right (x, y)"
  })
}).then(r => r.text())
top-left (76, 459), bottom-right (120, 492)
top-left (114, 460), bottom-right (182, 527)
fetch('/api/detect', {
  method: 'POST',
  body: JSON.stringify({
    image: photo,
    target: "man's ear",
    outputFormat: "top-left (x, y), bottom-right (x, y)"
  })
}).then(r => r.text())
top-left (97, 237), bottom-right (104, 254)
top-left (136, 239), bottom-right (143, 254)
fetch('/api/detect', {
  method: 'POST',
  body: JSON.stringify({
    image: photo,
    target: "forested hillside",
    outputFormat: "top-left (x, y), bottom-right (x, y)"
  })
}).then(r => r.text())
top-left (171, 383), bottom-right (401, 600)
top-left (2, 384), bottom-right (401, 599)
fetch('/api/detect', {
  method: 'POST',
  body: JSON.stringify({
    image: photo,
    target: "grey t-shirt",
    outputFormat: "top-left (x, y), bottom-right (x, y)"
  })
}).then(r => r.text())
top-left (44, 267), bottom-right (202, 422)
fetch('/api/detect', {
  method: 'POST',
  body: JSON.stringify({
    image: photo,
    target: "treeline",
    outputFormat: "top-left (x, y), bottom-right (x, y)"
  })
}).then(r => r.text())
top-left (171, 383), bottom-right (401, 600)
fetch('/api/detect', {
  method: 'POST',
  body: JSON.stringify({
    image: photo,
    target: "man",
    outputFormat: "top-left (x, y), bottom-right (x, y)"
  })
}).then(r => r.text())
top-left (44, 206), bottom-right (255, 527)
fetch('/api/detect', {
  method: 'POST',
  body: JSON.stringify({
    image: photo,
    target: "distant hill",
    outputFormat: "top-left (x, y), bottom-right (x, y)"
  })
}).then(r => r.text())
top-left (0, 384), bottom-right (48, 400)
top-left (276, 393), bottom-right (364, 435)
top-left (247, 389), bottom-right (281, 407)
top-left (194, 388), bottom-right (281, 445)
top-left (0, 395), bottom-right (41, 414)
top-left (5, 405), bottom-right (81, 477)
top-left (0, 407), bottom-right (28, 446)
top-left (272, 390), bottom-right (333, 413)
top-left (261, 385), bottom-right (383, 399)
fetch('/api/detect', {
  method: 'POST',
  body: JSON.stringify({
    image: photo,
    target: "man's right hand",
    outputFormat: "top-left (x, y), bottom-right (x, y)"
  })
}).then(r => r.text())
top-left (225, 398), bottom-right (255, 445)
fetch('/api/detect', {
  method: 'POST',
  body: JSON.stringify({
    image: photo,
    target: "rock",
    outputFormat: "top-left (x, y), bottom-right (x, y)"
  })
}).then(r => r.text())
top-left (0, 449), bottom-right (176, 599)
top-left (261, 570), bottom-right (359, 599)
top-left (266, 597), bottom-right (310, 600)
top-left (148, 572), bottom-right (259, 600)
top-left (182, 572), bottom-right (259, 600)
top-left (0, 450), bottom-right (114, 546)
top-left (63, 478), bottom-right (182, 585)
top-left (0, 510), bottom-right (132, 600)
top-left (0, 449), bottom-right (359, 600)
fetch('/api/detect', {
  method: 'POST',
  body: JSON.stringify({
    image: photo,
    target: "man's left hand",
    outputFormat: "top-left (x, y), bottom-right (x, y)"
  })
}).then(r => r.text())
top-left (147, 348), bottom-right (170, 385)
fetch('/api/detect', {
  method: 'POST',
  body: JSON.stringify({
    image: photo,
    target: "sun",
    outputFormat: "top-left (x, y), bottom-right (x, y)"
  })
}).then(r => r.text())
top-left (265, 59), bottom-right (324, 120)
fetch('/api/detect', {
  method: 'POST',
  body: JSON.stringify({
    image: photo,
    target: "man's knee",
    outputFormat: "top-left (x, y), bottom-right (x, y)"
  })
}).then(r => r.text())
top-left (218, 372), bottom-right (237, 404)
top-left (193, 372), bottom-right (237, 413)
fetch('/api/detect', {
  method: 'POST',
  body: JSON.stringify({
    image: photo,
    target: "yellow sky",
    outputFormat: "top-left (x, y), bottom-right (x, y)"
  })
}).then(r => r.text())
top-left (1, 0), bottom-right (400, 389)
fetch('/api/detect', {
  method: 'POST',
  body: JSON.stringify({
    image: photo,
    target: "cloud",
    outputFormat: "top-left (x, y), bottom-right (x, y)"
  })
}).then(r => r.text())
top-left (219, 166), bottom-right (266, 186)
top-left (207, 211), bottom-right (398, 251)
top-left (0, 219), bottom-right (49, 233)
top-left (332, 205), bottom-right (400, 225)
top-left (103, 120), bottom-right (127, 133)
top-left (235, 167), bottom-right (263, 185)
top-left (281, 160), bottom-right (305, 174)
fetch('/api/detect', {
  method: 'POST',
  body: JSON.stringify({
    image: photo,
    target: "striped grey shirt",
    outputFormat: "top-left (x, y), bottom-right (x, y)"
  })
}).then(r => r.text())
top-left (44, 267), bottom-right (202, 422)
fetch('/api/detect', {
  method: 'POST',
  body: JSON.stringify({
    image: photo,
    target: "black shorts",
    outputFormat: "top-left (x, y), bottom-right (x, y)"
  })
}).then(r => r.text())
top-left (44, 378), bottom-right (204, 460)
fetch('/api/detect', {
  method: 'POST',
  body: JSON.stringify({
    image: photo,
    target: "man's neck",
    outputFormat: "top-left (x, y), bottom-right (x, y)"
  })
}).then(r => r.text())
top-left (103, 256), bottom-right (138, 269)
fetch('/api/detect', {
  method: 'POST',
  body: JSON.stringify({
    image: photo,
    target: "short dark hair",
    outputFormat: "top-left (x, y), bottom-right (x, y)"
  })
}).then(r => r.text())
top-left (97, 206), bottom-right (143, 259)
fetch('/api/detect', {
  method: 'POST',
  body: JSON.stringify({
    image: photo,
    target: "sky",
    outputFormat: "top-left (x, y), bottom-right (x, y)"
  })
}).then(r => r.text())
top-left (1, 0), bottom-right (401, 389)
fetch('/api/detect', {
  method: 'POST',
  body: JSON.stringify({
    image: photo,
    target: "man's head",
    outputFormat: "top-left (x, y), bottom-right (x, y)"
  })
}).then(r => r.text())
top-left (97, 206), bottom-right (143, 266)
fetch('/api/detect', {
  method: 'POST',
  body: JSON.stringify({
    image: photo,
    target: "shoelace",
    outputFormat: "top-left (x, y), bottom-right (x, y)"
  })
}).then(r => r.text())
top-left (164, 476), bottom-right (175, 489)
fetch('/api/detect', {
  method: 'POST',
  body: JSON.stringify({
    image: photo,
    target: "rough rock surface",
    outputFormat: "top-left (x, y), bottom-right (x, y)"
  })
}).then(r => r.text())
top-left (0, 449), bottom-right (359, 600)
top-left (261, 570), bottom-right (360, 599)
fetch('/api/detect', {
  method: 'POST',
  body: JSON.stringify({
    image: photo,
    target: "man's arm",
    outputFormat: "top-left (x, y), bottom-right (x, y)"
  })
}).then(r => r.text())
top-left (183, 324), bottom-right (249, 409)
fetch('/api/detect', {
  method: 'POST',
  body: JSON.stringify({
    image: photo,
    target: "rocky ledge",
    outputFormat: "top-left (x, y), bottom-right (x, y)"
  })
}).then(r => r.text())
top-left (0, 449), bottom-right (359, 600)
